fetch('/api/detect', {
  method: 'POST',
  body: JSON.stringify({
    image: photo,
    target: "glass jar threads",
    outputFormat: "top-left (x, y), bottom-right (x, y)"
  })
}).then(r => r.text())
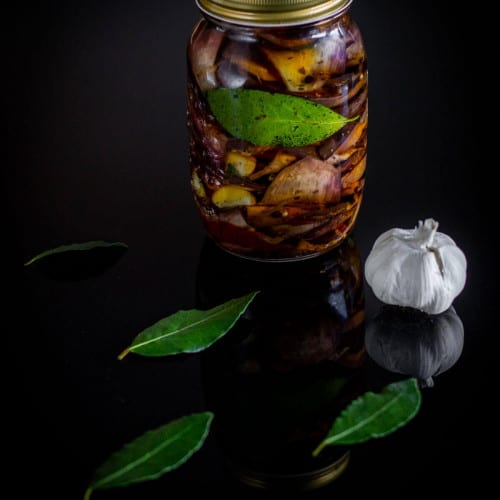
top-left (187, 0), bottom-right (367, 261)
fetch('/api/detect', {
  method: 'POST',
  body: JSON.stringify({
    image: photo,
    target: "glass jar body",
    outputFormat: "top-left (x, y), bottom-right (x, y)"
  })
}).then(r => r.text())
top-left (187, 10), bottom-right (367, 261)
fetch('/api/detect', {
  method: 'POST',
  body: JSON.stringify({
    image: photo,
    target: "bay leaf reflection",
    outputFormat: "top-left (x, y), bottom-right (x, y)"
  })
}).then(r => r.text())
top-left (196, 237), bottom-right (367, 492)
top-left (365, 305), bottom-right (464, 388)
top-left (25, 244), bottom-right (127, 281)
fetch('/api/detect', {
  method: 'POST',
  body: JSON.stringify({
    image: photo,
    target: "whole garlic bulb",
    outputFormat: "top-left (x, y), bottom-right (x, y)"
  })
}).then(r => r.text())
top-left (364, 219), bottom-right (467, 315)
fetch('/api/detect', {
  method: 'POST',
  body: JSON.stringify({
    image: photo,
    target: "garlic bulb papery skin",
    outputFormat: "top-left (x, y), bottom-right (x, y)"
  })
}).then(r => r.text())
top-left (364, 219), bottom-right (467, 315)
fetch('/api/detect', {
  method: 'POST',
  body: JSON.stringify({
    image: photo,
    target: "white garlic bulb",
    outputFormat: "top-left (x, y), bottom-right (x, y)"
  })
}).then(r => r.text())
top-left (364, 218), bottom-right (467, 315)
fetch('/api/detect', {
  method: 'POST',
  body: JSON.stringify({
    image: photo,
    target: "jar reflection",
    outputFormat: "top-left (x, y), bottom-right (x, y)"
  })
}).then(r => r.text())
top-left (196, 237), bottom-right (367, 491)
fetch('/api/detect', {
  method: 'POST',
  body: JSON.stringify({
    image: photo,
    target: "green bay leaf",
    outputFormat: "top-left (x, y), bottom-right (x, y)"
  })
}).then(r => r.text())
top-left (119, 291), bottom-right (258, 359)
top-left (207, 88), bottom-right (354, 147)
top-left (313, 378), bottom-right (422, 457)
top-left (24, 241), bottom-right (128, 267)
top-left (85, 412), bottom-right (213, 498)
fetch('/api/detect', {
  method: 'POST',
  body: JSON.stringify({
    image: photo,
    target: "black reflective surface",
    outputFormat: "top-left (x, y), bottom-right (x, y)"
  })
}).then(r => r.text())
top-left (7, 1), bottom-right (494, 498)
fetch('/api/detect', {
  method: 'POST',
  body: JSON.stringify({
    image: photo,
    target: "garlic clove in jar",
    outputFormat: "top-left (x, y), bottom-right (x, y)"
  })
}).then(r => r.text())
top-left (364, 219), bottom-right (467, 315)
top-left (225, 150), bottom-right (257, 177)
top-left (263, 35), bottom-right (346, 93)
top-left (261, 156), bottom-right (341, 205)
top-left (188, 23), bottom-right (225, 91)
top-left (212, 185), bottom-right (257, 209)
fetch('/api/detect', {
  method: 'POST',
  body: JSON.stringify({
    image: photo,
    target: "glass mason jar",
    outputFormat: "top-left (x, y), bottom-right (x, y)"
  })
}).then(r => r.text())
top-left (187, 0), bottom-right (367, 261)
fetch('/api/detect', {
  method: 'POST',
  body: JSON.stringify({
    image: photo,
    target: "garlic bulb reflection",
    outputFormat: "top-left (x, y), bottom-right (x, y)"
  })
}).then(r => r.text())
top-left (365, 305), bottom-right (464, 387)
top-left (364, 219), bottom-right (467, 315)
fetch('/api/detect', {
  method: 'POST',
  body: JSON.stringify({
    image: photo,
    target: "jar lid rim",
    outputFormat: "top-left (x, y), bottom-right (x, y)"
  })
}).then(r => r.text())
top-left (195, 0), bottom-right (353, 27)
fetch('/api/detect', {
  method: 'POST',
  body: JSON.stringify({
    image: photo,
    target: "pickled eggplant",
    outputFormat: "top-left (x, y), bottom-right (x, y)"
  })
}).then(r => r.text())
top-left (188, 14), bottom-right (368, 260)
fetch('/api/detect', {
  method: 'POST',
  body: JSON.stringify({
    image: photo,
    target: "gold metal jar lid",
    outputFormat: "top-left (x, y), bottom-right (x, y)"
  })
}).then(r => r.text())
top-left (226, 451), bottom-right (351, 491)
top-left (195, 0), bottom-right (353, 27)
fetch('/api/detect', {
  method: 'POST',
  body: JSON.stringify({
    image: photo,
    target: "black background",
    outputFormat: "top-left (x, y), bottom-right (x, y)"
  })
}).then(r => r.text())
top-left (6, 1), bottom-right (494, 498)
